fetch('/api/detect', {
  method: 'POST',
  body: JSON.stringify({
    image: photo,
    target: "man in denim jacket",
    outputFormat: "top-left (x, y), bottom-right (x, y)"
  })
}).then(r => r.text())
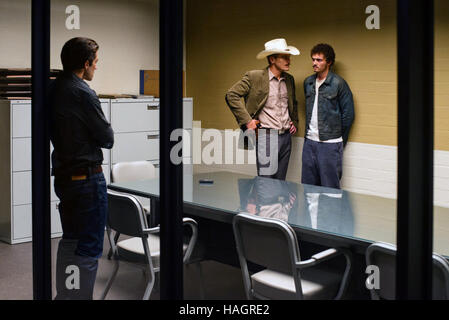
top-left (302, 44), bottom-right (354, 189)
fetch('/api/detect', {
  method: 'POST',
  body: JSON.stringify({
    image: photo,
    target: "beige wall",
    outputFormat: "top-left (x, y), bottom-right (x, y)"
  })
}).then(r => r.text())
top-left (435, 1), bottom-right (449, 151)
top-left (0, 0), bottom-right (159, 95)
top-left (186, 0), bottom-right (449, 151)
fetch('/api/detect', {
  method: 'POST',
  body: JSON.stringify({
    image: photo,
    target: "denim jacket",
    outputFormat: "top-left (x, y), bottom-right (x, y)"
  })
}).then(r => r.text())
top-left (303, 71), bottom-right (354, 145)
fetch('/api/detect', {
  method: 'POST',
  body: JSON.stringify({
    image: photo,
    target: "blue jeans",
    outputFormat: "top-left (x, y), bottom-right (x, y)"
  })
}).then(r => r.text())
top-left (301, 139), bottom-right (343, 189)
top-left (54, 239), bottom-right (99, 300)
top-left (54, 172), bottom-right (108, 259)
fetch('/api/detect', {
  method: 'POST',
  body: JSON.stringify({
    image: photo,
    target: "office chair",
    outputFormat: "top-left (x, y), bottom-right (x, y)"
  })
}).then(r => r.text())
top-left (111, 160), bottom-right (156, 212)
top-left (107, 161), bottom-right (156, 259)
top-left (232, 213), bottom-right (352, 300)
top-left (101, 190), bottom-right (198, 300)
top-left (112, 160), bottom-right (157, 182)
top-left (365, 242), bottom-right (449, 300)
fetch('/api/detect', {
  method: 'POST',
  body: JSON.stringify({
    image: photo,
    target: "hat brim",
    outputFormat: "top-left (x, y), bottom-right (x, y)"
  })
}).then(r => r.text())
top-left (256, 46), bottom-right (300, 60)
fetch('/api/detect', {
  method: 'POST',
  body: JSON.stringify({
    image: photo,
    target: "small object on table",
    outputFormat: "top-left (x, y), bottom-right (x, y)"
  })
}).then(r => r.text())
top-left (199, 179), bottom-right (214, 185)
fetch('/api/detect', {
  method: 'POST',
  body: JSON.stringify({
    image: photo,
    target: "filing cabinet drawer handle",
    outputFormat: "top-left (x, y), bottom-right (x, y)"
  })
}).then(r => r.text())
top-left (153, 163), bottom-right (160, 168)
top-left (147, 105), bottom-right (159, 110)
top-left (147, 134), bottom-right (160, 140)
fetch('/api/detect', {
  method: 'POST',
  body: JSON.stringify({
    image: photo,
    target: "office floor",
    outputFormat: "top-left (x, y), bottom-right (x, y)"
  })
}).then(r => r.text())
top-left (0, 237), bottom-right (247, 300)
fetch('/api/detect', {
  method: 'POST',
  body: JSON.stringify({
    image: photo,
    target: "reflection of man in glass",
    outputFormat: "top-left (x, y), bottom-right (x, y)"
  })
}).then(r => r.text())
top-left (226, 38), bottom-right (300, 180)
top-left (238, 178), bottom-right (354, 237)
top-left (50, 37), bottom-right (114, 299)
top-left (297, 184), bottom-right (354, 237)
top-left (238, 177), bottom-right (297, 222)
top-left (302, 44), bottom-right (354, 188)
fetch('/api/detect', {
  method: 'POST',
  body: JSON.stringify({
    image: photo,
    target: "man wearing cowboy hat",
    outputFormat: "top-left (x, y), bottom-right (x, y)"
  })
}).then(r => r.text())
top-left (226, 38), bottom-right (300, 180)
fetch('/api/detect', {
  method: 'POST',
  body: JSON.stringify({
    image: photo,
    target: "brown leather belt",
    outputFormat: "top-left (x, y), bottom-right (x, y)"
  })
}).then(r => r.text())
top-left (71, 165), bottom-right (102, 180)
top-left (54, 165), bottom-right (102, 181)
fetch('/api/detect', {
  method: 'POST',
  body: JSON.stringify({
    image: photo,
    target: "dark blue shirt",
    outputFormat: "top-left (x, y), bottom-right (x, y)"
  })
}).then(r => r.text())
top-left (49, 71), bottom-right (114, 175)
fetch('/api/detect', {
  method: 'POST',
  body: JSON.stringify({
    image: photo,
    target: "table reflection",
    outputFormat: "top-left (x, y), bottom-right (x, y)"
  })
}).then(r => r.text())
top-left (237, 176), bottom-right (354, 237)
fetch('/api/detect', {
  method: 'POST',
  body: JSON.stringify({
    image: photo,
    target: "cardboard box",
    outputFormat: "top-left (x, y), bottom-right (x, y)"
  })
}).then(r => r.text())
top-left (139, 70), bottom-right (186, 97)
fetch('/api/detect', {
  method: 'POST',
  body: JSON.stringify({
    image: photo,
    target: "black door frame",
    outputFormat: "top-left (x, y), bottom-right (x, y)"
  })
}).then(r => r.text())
top-left (159, 0), bottom-right (184, 300)
top-left (31, 0), bottom-right (52, 300)
top-left (396, 0), bottom-right (434, 299)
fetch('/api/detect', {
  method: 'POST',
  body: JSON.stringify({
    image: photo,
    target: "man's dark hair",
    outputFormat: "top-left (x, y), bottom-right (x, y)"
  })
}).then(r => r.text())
top-left (311, 43), bottom-right (335, 66)
top-left (266, 54), bottom-right (278, 66)
top-left (61, 37), bottom-right (99, 72)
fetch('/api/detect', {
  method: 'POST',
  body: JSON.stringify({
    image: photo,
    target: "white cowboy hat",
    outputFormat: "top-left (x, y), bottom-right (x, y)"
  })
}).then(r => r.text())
top-left (256, 38), bottom-right (300, 60)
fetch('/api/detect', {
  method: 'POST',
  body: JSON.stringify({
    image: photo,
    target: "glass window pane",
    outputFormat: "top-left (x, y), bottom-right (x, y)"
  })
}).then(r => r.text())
top-left (0, 0), bottom-right (33, 300)
top-left (434, 0), bottom-right (449, 258)
top-left (49, 0), bottom-right (160, 300)
top-left (186, 0), bottom-right (398, 299)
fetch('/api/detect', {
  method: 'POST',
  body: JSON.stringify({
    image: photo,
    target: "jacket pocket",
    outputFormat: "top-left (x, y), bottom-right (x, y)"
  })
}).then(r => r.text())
top-left (323, 90), bottom-right (338, 100)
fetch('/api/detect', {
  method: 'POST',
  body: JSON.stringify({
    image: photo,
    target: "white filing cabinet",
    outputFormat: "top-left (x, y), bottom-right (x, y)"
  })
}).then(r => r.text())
top-left (0, 97), bottom-right (193, 244)
top-left (0, 99), bottom-right (111, 244)
top-left (110, 98), bottom-right (194, 210)
top-left (110, 98), bottom-right (194, 176)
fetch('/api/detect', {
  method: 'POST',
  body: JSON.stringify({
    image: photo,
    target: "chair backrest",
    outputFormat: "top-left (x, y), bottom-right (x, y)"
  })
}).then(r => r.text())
top-left (112, 161), bottom-right (156, 183)
top-left (107, 190), bottom-right (148, 237)
top-left (233, 213), bottom-right (301, 275)
top-left (366, 242), bottom-right (449, 300)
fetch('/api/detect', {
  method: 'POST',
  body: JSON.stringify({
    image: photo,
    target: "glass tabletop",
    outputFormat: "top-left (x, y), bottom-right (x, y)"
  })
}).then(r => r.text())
top-left (108, 171), bottom-right (449, 256)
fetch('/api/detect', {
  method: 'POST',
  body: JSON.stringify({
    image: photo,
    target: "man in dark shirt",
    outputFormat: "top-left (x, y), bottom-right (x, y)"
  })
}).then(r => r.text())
top-left (50, 37), bottom-right (114, 299)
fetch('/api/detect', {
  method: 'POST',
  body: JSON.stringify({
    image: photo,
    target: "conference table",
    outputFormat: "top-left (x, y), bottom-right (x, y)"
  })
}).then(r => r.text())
top-left (107, 171), bottom-right (449, 258)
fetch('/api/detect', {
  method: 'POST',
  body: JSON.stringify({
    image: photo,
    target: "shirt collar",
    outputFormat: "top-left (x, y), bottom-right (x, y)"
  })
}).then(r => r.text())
top-left (307, 70), bottom-right (335, 86)
top-left (65, 71), bottom-right (90, 88)
top-left (268, 69), bottom-right (285, 81)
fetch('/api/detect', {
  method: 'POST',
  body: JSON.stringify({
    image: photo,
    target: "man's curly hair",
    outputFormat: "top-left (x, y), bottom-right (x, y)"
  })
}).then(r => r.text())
top-left (311, 43), bottom-right (335, 67)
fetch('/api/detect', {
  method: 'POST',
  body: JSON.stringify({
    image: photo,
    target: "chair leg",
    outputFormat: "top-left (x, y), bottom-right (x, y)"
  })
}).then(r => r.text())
top-left (100, 258), bottom-right (120, 300)
top-left (335, 250), bottom-right (353, 300)
top-left (107, 232), bottom-right (121, 260)
top-left (142, 267), bottom-right (155, 300)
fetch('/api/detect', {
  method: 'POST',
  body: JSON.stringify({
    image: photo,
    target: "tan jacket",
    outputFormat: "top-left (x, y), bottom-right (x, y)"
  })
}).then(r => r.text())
top-left (225, 67), bottom-right (299, 130)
